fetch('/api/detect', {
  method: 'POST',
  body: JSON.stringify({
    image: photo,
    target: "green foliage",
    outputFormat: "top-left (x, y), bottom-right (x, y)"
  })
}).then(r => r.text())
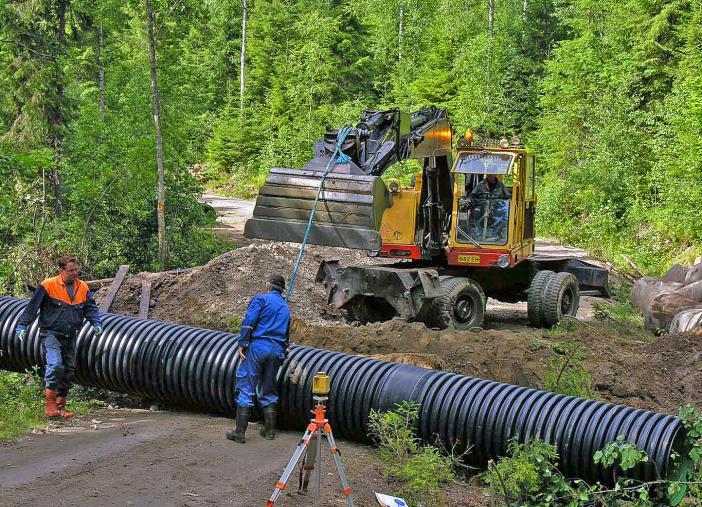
top-left (594, 435), bottom-right (649, 473)
top-left (542, 341), bottom-right (595, 398)
top-left (593, 283), bottom-right (647, 333)
top-left (678, 404), bottom-right (702, 499)
top-left (0, 370), bottom-right (45, 440)
top-left (482, 439), bottom-right (567, 504)
top-left (368, 401), bottom-right (456, 507)
top-left (483, 437), bottom-right (664, 506)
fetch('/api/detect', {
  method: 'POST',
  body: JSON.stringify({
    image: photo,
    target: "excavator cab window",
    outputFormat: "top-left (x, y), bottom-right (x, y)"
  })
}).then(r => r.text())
top-left (455, 173), bottom-right (510, 246)
top-left (453, 151), bottom-right (515, 246)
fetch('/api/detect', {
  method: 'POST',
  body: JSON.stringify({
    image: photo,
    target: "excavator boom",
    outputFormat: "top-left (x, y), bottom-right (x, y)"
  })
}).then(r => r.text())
top-left (244, 106), bottom-right (452, 250)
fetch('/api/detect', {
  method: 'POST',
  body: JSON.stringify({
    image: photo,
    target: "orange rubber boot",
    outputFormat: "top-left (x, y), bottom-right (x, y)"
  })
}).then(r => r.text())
top-left (56, 396), bottom-right (75, 418)
top-left (45, 389), bottom-right (60, 417)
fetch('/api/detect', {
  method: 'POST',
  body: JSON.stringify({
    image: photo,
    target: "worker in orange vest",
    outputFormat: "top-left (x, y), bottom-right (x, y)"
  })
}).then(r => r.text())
top-left (15, 255), bottom-right (103, 418)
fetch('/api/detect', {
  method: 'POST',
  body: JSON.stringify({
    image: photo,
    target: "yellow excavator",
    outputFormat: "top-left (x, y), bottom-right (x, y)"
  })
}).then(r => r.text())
top-left (244, 107), bottom-right (609, 329)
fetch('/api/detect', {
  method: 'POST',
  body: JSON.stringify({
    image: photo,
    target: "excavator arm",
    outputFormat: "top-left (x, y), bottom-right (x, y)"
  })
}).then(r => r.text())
top-left (244, 106), bottom-right (452, 250)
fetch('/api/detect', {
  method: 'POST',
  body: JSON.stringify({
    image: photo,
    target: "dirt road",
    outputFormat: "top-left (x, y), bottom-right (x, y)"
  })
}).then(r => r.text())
top-left (0, 409), bottom-right (398, 507)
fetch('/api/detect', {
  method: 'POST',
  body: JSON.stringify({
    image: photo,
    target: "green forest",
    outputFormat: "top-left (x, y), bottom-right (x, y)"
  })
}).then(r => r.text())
top-left (1, 0), bottom-right (701, 292)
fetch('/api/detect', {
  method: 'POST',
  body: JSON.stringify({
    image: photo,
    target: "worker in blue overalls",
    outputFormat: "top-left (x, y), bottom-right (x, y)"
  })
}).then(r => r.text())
top-left (226, 274), bottom-right (291, 444)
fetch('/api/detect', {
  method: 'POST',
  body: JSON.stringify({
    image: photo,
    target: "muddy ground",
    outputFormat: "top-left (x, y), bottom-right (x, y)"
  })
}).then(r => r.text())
top-left (3, 196), bottom-right (700, 506)
top-left (0, 409), bottom-right (485, 507)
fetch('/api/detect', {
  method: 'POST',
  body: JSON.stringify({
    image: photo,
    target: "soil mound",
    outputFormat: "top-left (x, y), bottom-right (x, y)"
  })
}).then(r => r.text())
top-left (97, 243), bottom-right (376, 329)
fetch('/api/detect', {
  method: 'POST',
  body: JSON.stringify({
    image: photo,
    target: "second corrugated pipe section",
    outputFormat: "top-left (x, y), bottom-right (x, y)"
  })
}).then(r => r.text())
top-left (0, 296), bottom-right (688, 486)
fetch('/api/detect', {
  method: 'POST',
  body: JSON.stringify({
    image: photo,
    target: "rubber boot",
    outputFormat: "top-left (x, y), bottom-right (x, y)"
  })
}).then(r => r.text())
top-left (44, 389), bottom-right (60, 418)
top-left (225, 406), bottom-right (250, 443)
top-left (56, 396), bottom-right (75, 418)
top-left (260, 405), bottom-right (276, 440)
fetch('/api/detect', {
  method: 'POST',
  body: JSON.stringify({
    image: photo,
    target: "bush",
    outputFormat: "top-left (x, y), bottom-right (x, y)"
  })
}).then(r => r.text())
top-left (542, 341), bottom-right (595, 399)
top-left (368, 401), bottom-right (458, 506)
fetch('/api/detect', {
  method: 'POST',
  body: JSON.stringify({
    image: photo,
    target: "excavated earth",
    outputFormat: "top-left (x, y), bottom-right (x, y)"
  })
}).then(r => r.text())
top-left (96, 243), bottom-right (702, 416)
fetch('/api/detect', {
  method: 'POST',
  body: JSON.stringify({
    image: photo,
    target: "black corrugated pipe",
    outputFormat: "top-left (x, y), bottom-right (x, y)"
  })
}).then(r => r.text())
top-left (0, 296), bottom-right (688, 486)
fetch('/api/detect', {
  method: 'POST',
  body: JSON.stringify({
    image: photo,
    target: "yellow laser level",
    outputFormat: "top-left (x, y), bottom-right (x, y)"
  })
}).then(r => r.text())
top-left (312, 371), bottom-right (330, 396)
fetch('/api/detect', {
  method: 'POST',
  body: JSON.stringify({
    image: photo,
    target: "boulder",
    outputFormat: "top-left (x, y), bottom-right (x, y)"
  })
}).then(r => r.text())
top-left (670, 308), bottom-right (702, 335)
top-left (631, 277), bottom-right (682, 314)
top-left (684, 263), bottom-right (702, 286)
top-left (646, 292), bottom-right (702, 332)
top-left (677, 280), bottom-right (702, 303)
top-left (662, 263), bottom-right (688, 284)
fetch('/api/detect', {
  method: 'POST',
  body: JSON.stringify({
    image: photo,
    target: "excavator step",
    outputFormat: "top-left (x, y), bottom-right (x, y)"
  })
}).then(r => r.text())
top-left (244, 167), bottom-right (391, 250)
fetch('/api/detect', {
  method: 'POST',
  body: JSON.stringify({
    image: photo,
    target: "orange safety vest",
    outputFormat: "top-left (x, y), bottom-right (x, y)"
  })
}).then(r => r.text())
top-left (41, 275), bottom-right (90, 306)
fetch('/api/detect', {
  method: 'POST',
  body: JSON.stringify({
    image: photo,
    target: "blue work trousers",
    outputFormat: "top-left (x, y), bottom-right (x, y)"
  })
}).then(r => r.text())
top-left (41, 333), bottom-right (76, 396)
top-left (236, 340), bottom-right (285, 408)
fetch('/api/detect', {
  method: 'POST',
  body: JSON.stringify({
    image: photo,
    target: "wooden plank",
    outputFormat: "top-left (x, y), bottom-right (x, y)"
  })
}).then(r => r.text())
top-left (87, 267), bottom-right (197, 291)
top-left (99, 264), bottom-right (129, 313)
top-left (138, 281), bottom-right (152, 320)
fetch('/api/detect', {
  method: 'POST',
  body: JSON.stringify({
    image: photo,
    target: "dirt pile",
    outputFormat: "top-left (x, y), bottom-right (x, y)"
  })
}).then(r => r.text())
top-left (97, 242), bottom-right (377, 329)
top-left (291, 319), bottom-right (702, 415)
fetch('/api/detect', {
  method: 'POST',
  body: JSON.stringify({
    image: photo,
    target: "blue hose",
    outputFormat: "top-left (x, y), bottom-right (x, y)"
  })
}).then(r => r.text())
top-left (285, 126), bottom-right (353, 301)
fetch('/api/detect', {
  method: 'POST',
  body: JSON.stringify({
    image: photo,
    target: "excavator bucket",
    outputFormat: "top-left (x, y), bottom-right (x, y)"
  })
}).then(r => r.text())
top-left (244, 107), bottom-right (451, 251)
top-left (243, 166), bottom-right (391, 250)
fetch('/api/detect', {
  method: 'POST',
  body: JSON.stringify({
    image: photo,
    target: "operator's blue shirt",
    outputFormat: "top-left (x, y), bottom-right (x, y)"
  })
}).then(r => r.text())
top-left (238, 290), bottom-right (291, 350)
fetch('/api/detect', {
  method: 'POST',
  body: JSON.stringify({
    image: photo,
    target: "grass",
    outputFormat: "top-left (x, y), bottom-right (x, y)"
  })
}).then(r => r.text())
top-left (0, 369), bottom-right (103, 441)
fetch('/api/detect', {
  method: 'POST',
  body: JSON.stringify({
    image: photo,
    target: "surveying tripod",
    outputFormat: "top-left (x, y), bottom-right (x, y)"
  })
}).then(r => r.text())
top-left (267, 394), bottom-right (355, 506)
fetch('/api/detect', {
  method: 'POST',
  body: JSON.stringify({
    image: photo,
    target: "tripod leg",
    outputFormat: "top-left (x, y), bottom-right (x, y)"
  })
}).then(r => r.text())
top-left (267, 429), bottom-right (313, 506)
top-left (315, 427), bottom-right (323, 497)
top-left (323, 428), bottom-right (355, 507)
top-left (300, 432), bottom-right (318, 493)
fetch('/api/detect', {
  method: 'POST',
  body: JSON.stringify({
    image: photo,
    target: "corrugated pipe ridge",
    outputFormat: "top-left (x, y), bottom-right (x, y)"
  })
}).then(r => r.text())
top-left (0, 296), bottom-right (687, 484)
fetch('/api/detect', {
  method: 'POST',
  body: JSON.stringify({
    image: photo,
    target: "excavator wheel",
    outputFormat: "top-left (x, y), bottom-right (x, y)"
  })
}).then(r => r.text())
top-left (527, 270), bottom-right (555, 327)
top-left (426, 276), bottom-right (486, 330)
top-left (542, 272), bottom-right (580, 327)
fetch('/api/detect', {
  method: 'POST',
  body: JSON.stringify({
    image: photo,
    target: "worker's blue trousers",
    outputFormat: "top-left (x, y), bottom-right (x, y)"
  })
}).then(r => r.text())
top-left (236, 340), bottom-right (286, 408)
top-left (41, 333), bottom-right (76, 396)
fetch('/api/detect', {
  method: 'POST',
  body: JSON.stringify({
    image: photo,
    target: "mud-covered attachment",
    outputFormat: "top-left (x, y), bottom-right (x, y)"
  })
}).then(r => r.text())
top-left (244, 166), bottom-right (390, 250)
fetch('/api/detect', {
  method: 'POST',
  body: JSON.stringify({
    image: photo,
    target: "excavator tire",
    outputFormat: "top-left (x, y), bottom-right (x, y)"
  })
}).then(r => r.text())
top-left (527, 270), bottom-right (555, 327)
top-left (542, 272), bottom-right (580, 327)
top-left (426, 276), bottom-right (486, 330)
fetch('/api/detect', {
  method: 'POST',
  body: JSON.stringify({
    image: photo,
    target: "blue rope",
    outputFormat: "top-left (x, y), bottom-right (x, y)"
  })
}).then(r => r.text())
top-left (286, 126), bottom-right (353, 301)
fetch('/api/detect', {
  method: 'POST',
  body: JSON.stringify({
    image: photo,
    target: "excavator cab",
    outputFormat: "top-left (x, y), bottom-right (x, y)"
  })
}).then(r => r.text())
top-left (446, 144), bottom-right (536, 267)
top-left (244, 107), bottom-right (452, 250)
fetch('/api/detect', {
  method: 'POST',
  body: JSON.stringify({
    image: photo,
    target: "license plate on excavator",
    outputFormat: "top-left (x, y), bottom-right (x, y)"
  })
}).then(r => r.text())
top-left (458, 254), bottom-right (481, 264)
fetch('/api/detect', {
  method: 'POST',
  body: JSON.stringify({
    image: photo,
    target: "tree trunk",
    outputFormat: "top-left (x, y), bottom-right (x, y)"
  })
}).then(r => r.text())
top-left (398, 4), bottom-right (404, 62)
top-left (488, 0), bottom-right (495, 37)
top-left (239, 0), bottom-right (248, 119)
top-left (145, 0), bottom-right (168, 270)
top-left (98, 20), bottom-right (105, 121)
top-left (49, 0), bottom-right (69, 218)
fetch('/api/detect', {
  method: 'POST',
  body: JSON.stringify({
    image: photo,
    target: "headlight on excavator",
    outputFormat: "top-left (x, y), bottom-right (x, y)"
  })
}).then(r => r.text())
top-left (497, 254), bottom-right (510, 268)
top-left (388, 179), bottom-right (401, 193)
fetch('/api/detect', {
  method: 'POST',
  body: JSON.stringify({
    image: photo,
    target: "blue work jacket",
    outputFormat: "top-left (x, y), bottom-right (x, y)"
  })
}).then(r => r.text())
top-left (238, 290), bottom-right (291, 350)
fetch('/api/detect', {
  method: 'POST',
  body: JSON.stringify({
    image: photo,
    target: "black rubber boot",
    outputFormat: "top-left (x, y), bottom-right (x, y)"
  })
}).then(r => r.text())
top-left (260, 405), bottom-right (276, 440)
top-left (226, 406), bottom-right (250, 443)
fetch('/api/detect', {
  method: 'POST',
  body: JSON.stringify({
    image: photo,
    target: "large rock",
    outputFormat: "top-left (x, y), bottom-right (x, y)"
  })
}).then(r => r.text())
top-left (670, 308), bottom-right (702, 335)
top-left (631, 277), bottom-right (682, 314)
top-left (662, 263), bottom-right (688, 284)
top-left (685, 263), bottom-right (702, 285)
top-left (646, 292), bottom-right (702, 332)
top-left (677, 280), bottom-right (702, 303)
